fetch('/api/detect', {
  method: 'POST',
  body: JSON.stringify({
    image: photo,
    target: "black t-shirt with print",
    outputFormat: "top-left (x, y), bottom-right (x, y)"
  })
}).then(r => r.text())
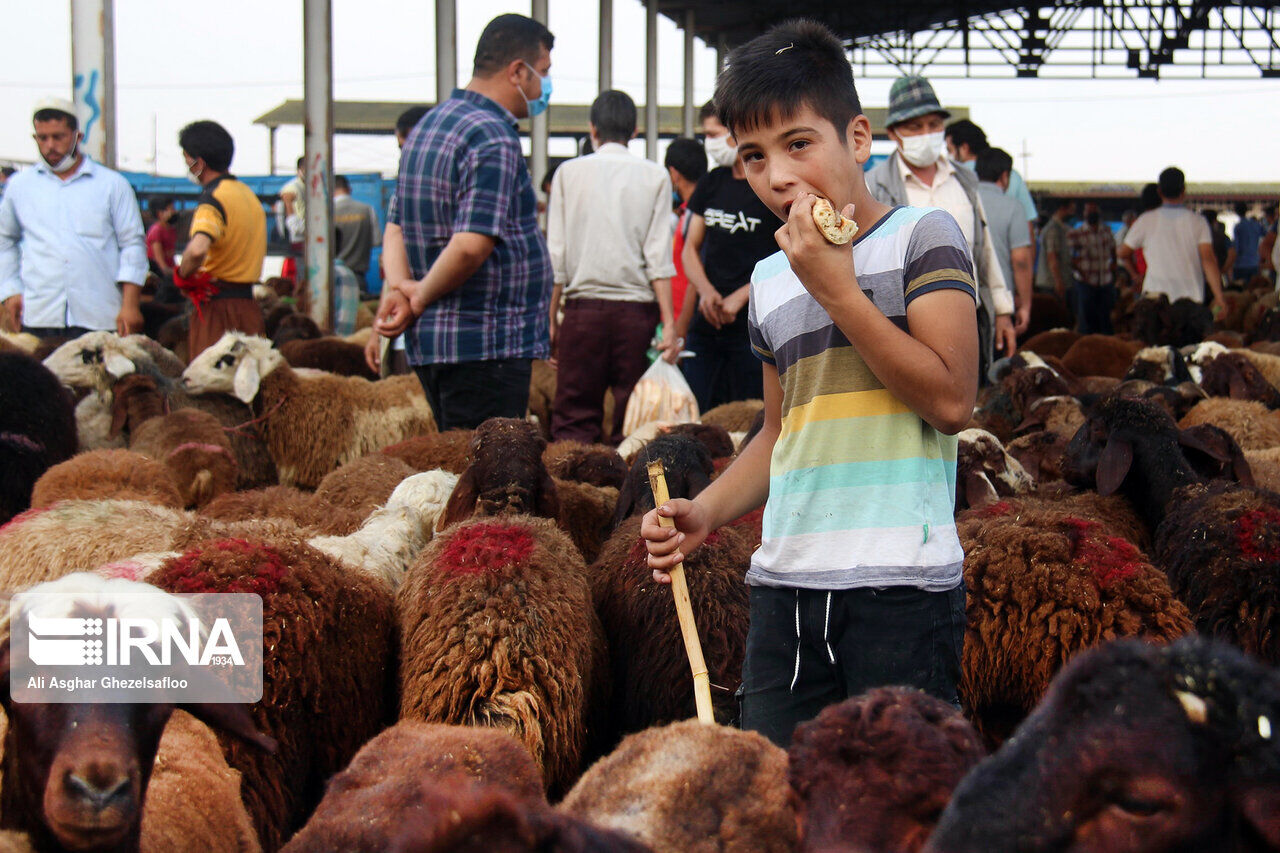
top-left (686, 167), bottom-right (782, 334)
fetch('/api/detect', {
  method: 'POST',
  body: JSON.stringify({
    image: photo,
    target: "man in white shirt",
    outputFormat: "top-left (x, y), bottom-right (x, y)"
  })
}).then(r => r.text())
top-left (546, 90), bottom-right (677, 444)
top-left (865, 76), bottom-right (1016, 379)
top-left (1118, 166), bottom-right (1226, 314)
top-left (0, 99), bottom-right (146, 339)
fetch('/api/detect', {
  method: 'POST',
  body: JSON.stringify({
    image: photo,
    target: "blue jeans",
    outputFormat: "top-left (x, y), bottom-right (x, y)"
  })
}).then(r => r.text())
top-left (1074, 281), bottom-right (1116, 336)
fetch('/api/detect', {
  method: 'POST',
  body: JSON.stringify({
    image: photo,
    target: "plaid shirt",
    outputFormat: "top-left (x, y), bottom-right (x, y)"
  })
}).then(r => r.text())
top-left (389, 88), bottom-right (552, 364)
top-left (1068, 223), bottom-right (1116, 287)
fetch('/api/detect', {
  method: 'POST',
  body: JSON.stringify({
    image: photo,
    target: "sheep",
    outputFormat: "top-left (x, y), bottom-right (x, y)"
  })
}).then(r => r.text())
top-left (1178, 397), bottom-right (1280, 451)
top-left (41, 332), bottom-right (180, 394)
top-left (1245, 446), bottom-right (1280, 492)
top-left (591, 517), bottom-right (753, 737)
top-left (1001, 366), bottom-right (1073, 418)
top-left (1166, 297), bottom-right (1214, 346)
top-left (1006, 484), bottom-right (1153, 551)
top-left (1176, 423), bottom-right (1255, 484)
top-left (700, 399), bottom-right (765, 433)
top-left (1139, 381), bottom-right (1208, 421)
top-left (788, 688), bottom-right (986, 853)
top-left (0, 352), bottom-right (78, 525)
top-left (615, 420), bottom-right (673, 464)
top-left (279, 721), bottom-right (546, 852)
top-left (151, 537), bottom-right (397, 851)
top-left (199, 486), bottom-right (361, 535)
top-left (0, 332), bottom-right (39, 355)
top-left (311, 453), bottom-right (416, 519)
top-left (956, 503), bottom-right (1192, 745)
top-left (381, 429), bottom-right (474, 475)
top-left (396, 516), bottom-right (602, 798)
top-left (1004, 431), bottom-right (1070, 484)
top-left (1123, 345), bottom-right (1194, 385)
top-left (954, 429), bottom-right (1035, 512)
top-left (928, 637), bottom-right (1280, 853)
top-left (435, 418), bottom-right (561, 531)
top-left (74, 392), bottom-right (127, 452)
top-left (308, 469), bottom-right (459, 589)
top-left (559, 720), bottom-right (797, 853)
top-left (611, 435), bottom-right (713, 530)
top-left (1199, 350), bottom-right (1280, 408)
top-left (553, 478), bottom-right (619, 565)
top-left (30, 449), bottom-right (184, 510)
top-left (1013, 395), bottom-right (1084, 438)
top-left (1022, 294), bottom-right (1072, 339)
top-left (663, 422), bottom-right (736, 461)
top-left (269, 312), bottom-right (321, 347)
top-left (0, 573), bottom-right (274, 853)
top-left (1075, 375), bottom-right (1120, 395)
top-left (1239, 347), bottom-right (1280, 389)
top-left (1060, 334), bottom-right (1144, 379)
top-left (1065, 395), bottom-right (1280, 664)
top-left (278, 337), bottom-right (378, 380)
top-left (1017, 329), bottom-right (1079, 359)
top-left (155, 316), bottom-right (189, 364)
top-left (182, 332), bottom-right (436, 488)
top-left (0, 832), bottom-right (30, 853)
top-left (543, 440), bottom-right (628, 489)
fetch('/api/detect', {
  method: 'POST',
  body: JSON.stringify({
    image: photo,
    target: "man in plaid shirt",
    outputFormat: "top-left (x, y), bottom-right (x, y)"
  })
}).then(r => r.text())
top-left (1068, 202), bottom-right (1117, 334)
top-left (372, 14), bottom-right (555, 429)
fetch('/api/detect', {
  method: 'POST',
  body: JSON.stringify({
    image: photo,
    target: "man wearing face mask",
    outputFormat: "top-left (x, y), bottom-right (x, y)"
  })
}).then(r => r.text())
top-left (866, 77), bottom-right (1015, 379)
top-left (372, 13), bottom-right (555, 430)
top-left (1068, 202), bottom-right (1117, 335)
top-left (0, 98), bottom-right (146, 339)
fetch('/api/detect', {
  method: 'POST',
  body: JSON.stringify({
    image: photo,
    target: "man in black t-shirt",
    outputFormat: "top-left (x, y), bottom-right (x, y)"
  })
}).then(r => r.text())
top-left (681, 102), bottom-right (782, 411)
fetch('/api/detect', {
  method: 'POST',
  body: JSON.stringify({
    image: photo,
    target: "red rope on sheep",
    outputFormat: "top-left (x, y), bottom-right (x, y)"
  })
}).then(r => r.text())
top-left (222, 397), bottom-right (287, 438)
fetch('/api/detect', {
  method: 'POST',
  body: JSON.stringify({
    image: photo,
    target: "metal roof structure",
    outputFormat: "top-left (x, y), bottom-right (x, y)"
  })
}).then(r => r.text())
top-left (1027, 180), bottom-right (1280, 202)
top-left (658, 0), bottom-right (1280, 79)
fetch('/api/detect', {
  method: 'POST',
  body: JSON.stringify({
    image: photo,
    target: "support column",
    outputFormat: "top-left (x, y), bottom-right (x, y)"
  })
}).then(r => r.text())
top-left (70, 0), bottom-right (116, 168)
top-left (598, 0), bottom-right (612, 92)
top-left (645, 0), bottom-right (658, 160)
top-left (682, 9), bottom-right (695, 136)
top-left (436, 0), bottom-right (457, 103)
top-left (268, 126), bottom-right (277, 176)
top-left (303, 0), bottom-right (334, 331)
top-left (531, 0), bottom-right (549, 190)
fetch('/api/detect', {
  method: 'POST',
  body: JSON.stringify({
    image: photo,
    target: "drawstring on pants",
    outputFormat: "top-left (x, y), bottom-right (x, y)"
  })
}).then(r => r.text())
top-left (823, 591), bottom-right (836, 664)
top-left (791, 590), bottom-right (839, 692)
top-left (790, 590), bottom-right (801, 691)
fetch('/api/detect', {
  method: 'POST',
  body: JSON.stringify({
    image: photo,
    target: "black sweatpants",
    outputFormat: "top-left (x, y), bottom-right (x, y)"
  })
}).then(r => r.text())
top-left (413, 357), bottom-right (532, 431)
top-left (739, 584), bottom-right (966, 747)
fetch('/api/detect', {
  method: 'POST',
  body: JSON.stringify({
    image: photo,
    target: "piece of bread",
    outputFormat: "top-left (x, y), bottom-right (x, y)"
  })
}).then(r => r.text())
top-left (812, 197), bottom-right (858, 245)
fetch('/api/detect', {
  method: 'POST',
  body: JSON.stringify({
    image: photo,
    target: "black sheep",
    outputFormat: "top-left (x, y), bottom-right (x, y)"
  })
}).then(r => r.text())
top-left (610, 434), bottom-right (713, 531)
top-left (0, 352), bottom-right (78, 524)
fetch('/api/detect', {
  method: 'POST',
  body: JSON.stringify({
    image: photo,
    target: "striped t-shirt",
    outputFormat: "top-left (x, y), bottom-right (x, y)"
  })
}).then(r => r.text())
top-left (746, 205), bottom-right (977, 591)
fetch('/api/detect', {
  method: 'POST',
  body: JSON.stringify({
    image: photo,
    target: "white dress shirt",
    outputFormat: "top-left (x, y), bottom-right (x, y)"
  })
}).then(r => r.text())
top-left (547, 142), bottom-right (677, 302)
top-left (898, 154), bottom-right (1013, 316)
top-left (0, 156), bottom-right (147, 329)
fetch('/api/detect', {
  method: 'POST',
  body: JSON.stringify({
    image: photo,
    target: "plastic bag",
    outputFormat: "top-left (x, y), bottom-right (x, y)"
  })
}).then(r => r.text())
top-left (622, 358), bottom-right (700, 436)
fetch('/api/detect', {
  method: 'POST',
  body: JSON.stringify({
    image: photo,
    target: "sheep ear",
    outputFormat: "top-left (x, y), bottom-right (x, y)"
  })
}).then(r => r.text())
top-left (232, 357), bottom-right (261, 404)
top-left (1014, 415), bottom-right (1044, 434)
top-left (181, 702), bottom-right (276, 754)
top-left (109, 391), bottom-right (131, 438)
top-left (1096, 436), bottom-right (1133, 497)
top-left (610, 477), bottom-right (640, 532)
top-left (104, 352), bottom-right (136, 379)
top-left (1178, 427), bottom-right (1231, 463)
top-left (1234, 454), bottom-right (1256, 488)
top-left (963, 470), bottom-right (999, 509)
top-left (1228, 368), bottom-right (1251, 401)
top-left (438, 468), bottom-right (479, 531)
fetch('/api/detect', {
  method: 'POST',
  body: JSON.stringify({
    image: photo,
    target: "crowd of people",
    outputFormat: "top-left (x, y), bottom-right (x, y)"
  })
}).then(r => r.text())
top-left (3, 12), bottom-right (1280, 760)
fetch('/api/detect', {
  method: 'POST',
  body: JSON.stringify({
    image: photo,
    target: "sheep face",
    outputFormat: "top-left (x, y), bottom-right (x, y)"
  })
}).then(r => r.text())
top-left (42, 331), bottom-right (139, 393)
top-left (612, 435), bottom-right (713, 529)
top-left (955, 429), bottom-right (1034, 511)
top-left (928, 638), bottom-right (1280, 852)
top-left (439, 418), bottom-right (559, 529)
top-left (181, 333), bottom-right (281, 404)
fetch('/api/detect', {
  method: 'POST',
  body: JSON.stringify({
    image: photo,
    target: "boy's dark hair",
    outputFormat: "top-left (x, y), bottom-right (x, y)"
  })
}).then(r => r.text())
top-left (1140, 183), bottom-right (1161, 212)
top-left (1234, 201), bottom-right (1248, 217)
top-left (34, 108), bottom-right (78, 132)
top-left (945, 119), bottom-right (988, 156)
top-left (665, 137), bottom-right (708, 183)
top-left (178, 120), bottom-right (234, 173)
top-left (698, 101), bottom-right (718, 124)
top-left (148, 197), bottom-right (174, 216)
top-left (975, 147), bottom-right (1013, 183)
top-left (395, 106), bottom-right (429, 138)
top-left (590, 90), bottom-right (636, 144)
top-left (1158, 166), bottom-right (1186, 200)
top-left (713, 19), bottom-right (862, 144)
top-left (334, 175), bottom-right (350, 192)
top-left (472, 14), bottom-right (554, 77)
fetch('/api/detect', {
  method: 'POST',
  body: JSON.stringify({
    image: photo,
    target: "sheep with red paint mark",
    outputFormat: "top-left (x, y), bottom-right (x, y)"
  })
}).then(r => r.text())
top-left (396, 516), bottom-right (602, 799)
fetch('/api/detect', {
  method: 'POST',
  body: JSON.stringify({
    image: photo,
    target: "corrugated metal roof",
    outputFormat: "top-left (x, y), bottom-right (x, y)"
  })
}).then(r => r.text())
top-left (1028, 180), bottom-right (1280, 201)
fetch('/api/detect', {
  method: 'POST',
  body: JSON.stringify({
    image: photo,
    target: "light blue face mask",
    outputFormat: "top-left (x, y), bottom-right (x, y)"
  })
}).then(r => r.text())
top-left (521, 61), bottom-right (552, 118)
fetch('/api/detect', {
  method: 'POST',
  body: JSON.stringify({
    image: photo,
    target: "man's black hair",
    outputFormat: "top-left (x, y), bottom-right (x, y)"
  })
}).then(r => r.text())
top-left (945, 119), bottom-right (988, 156)
top-left (540, 161), bottom-right (558, 195)
top-left (334, 174), bottom-right (350, 192)
top-left (472, 14), bottom-right (554, 77)
top-left (1158, 166), bottom-right (1186, 200)
top-left (665, 137), bottom-right (707, 184)
top-left (34, 108), bottom-right (78, 132)
top-left (713, 19), bottom-right (862, 144)
top-left (179, 120), bottom-right (234, 173)
top-left (975, 147), bottom-right (1013, 183)
top-left (1266, 203), bottom-right (1278, 219)
top-left (395, 106), bottom-right (429, 139)
top-left (0, 167), bottom-right (15, 178)
top-left (590, 90), bottom-right (636, 144)
top-left (1234, 201), bottom-right (1248, 217)
top-left (1140, 183), bottom-right (1161, 212)
top-left (148, 197), bottom-right (174, 216)
top-left (698, 101), bottom-right (718, 124)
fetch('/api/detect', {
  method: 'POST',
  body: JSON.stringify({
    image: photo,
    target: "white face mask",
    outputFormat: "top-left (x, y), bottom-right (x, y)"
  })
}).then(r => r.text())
top-left (186, 161), bottom-right (203, 186)
top-left (45, 137), bottom-right (80, 173)
top-left (898, 131), bottom-right (946, 168)
top-left (704, 133), bottom-right (738, 168)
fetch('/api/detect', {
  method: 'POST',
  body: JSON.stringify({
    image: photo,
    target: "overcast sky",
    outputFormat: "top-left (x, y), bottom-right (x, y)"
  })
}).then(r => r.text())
top-left (2, 0), bottom-right (1278, 185)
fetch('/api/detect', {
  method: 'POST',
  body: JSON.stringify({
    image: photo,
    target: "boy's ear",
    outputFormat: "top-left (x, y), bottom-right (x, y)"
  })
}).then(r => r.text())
top-left (849, 114), bottom-right (873, 162)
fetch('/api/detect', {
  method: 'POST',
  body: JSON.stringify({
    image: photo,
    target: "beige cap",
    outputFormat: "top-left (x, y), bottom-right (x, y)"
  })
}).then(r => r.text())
top-left (33, 97), bottom-right (78, 119)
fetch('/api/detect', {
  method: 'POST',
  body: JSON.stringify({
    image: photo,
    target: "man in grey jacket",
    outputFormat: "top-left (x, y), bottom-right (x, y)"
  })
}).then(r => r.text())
top-left (866, 76), bottom-right (1016, 377)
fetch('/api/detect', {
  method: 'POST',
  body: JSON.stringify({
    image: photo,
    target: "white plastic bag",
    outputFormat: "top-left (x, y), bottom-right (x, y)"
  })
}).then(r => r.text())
top-left (622, 358), bottom-right (700, 436)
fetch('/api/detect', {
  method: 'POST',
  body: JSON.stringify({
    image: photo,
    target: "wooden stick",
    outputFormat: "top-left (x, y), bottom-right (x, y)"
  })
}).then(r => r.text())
top-left (646, 459), bottom-right (715, 724)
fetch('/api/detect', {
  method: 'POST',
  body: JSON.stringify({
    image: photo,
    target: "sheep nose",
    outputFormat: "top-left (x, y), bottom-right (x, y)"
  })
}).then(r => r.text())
top-left (65, 771), bottom-right (130, 810)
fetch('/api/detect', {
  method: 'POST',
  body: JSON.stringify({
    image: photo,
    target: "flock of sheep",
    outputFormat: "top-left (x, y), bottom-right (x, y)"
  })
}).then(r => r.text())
top-left (0, 279), bottom-right (1279, 852)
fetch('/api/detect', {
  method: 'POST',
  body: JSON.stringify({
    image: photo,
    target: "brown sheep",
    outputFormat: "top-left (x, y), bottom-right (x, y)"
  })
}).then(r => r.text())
top-left (396, 516), bottom-right (601, 798)
top-left (1239, 347), bottom-right (1280, 388)
top-left (788, 688), bottom-right (986, 853)
top-left (957, 504), bottom-right (1192, 745)
top-left (1004, 431), bottom-right (1070, 484)
top-left (527, 359), bottom-right (557, 439)
top-left (278, 337), bottom-right (378, 380)
top-left (130, 412), bottom-right (238, 508)
top-left (311, 453), bottom-right (415, 519)
top-left (543, 440), bottom-right (628, 490)
top-left (1179, 397), bottom-right (1280, 450)
top-left (437, 419), bottom-right (561, 531)
top-left (1060, 335), bottom-right (1144, 379)
top-left (1244, 446), bottom-right (1280, 492)
top-left (200, 486), bottom-right (364, 536)
top-left (381, 429), bottom-right (474, 474)
top-left (30, 449), bottom-right (183, 510)
top-left (700, 399), bottom-right (765, 433)
top-left (280, 722), bottom-right (546, 852)
top-left (663, 422), bottom-right (736, 461)
top-left (554, 478), bottom-right (618, 564)
top-left (1021, 294), bottom-right (1072, 339)
top-left (1199, 351), bottom-right (1280, 408)
top-left (1014, 395), bottom-right (1084, 438)
top-left (592, 517), bottom-right (752, 737)
top-left (559, 720), bottom-right (797, 853)
top-left (1018, 329), bottom-right (1080, 359)
top-left (955, 429), bottom-right (1035, 512)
